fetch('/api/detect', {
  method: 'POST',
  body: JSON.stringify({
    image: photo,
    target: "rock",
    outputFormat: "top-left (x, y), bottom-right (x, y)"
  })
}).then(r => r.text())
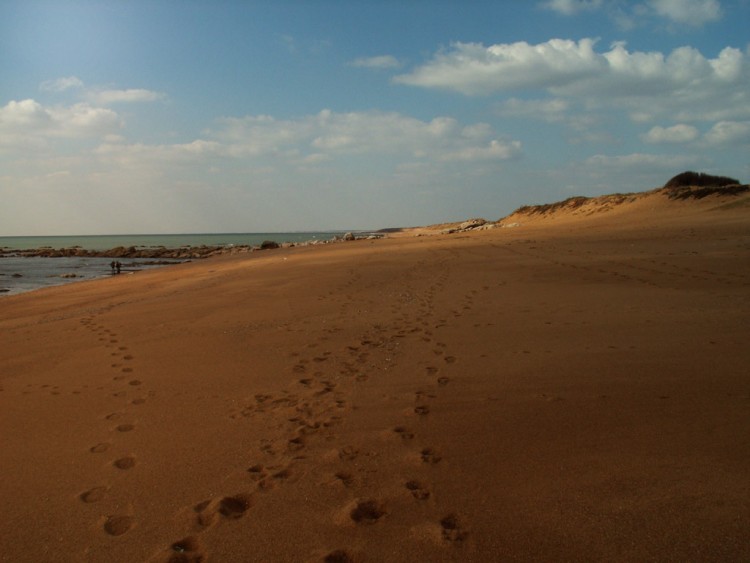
top-left (459, 218), bottom-right (486, 230)
top-left (260, 240), bottom-right (279, 250)
top-left (343, 232), bottom-right (356, 241)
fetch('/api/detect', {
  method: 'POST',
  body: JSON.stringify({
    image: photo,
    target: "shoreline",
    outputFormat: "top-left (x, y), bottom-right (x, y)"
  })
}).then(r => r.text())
top-left (0, 232), bottom-right (384, 297)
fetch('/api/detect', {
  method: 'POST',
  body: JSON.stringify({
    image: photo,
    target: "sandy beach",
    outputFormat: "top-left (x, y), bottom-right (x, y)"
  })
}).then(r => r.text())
top-left (1, 189), bottom-right (749, 562)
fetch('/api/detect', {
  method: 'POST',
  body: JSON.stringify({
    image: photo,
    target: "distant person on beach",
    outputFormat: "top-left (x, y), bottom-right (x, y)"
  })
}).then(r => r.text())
top-left (115, 261), bottom-right (121, 275)
top-left (110, 261), bottom-right (116, 275)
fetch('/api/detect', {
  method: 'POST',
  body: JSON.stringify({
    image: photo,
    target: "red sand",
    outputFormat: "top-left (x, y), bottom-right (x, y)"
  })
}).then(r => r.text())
top-left (1, 189), bottom-right (749, 562)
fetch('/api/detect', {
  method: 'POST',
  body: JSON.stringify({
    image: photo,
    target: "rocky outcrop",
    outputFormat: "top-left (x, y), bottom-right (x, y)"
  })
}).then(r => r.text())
top-left (0, 233), bottom-right (375, 260)
top-left (440, 218), bottom-right (495, 235)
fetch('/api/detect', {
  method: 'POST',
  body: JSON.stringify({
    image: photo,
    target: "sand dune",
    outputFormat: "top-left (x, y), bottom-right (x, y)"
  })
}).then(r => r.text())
top-left (1, 188), bottom-right (749, 562)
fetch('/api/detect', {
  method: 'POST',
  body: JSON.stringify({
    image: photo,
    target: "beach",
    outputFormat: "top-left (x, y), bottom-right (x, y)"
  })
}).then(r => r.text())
top-left (1, 190), bottom-right (749, 562)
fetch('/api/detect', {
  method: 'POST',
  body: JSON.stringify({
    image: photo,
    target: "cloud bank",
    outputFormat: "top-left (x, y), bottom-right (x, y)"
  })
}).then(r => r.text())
top-left (394, 39), bottom-right (749, 123)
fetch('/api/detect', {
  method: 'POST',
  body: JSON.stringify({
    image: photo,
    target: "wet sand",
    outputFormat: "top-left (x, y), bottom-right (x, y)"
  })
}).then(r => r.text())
top-left (1, 192), bottom-right (749, 562)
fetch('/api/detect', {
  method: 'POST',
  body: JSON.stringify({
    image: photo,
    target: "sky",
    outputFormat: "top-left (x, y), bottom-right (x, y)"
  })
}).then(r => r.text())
top-left (1, 0), bottom-right (749, 235)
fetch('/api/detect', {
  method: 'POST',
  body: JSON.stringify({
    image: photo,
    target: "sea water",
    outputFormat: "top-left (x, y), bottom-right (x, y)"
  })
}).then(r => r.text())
top-left (0, 232), bottom-right (347, 251)
top-left (0, 232), bottom-right (349, 296)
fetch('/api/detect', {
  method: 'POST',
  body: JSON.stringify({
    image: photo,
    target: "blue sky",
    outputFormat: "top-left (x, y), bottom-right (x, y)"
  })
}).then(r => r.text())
top-left (1, 0), bottom-right (749, 235)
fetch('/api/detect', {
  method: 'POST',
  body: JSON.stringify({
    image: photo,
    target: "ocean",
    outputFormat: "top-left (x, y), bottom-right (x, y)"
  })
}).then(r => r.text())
top-left (0, 232), bottom-right (349, 296)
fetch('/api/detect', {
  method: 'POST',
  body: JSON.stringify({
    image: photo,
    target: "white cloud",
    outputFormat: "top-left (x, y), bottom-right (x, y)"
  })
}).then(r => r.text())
top-left (89, 89), bottom-right (165, 104)
top-left (0, 99), bottom-right (121, 149)
top-left (349, 55), bottom-right (402, 69)
top-left (209, 110), bottom-right (517, 163)
top-left (442, 139), bottom-right (522, 162)
top-left (497, 98), bottom-right (570, 122)
top-left (703, 120), bottom-right (750, 145)
top-left (649, 0), bottom-right (722, 26)
top-left (541, 0), bottom-right (603, 15)
top-left (40, 76), bottom-right (85, 92)
top-left (643, 123), bottom-right (699, 143)
top-left (540, 0), bottom-right (722, 27)
top-left (394, 39), bottom-right (604, 95)
top-left (396, 39), bottom-right (750, 123)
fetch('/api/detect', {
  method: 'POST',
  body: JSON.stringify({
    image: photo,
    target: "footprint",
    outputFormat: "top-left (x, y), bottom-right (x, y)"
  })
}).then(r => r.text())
top-left (443, 356), bottom-right (456, 364)
top-left (323, 550), bottom-right (356, 563)
top-left (350, 499), bottom-right (386, 524)
top-left (405, 480), bottom-right (430, 500)
top-left (113, 456), bottom-right (136, 470)
top-left (80, 486), bottom-right (107, 503)
top-left (218, 494), bottom-right (254, 519)
top-left (103, 515), bottom-right (134, 536)
top-left (288, 436), bottom-right (305, 452)
top-left (90, 443), bottom-right (110, 453)
top-left (440, 514), bottom-right (468, 542)
top-left (247, 464), bottom-right (267, 481)
top-left (334, 471), bottom-right (354, 487)
top-left (170, 536), bottom-right (202, 560)
top-left (393, 426), bottom-right (415, 441)
top-left (437, 377), bottom-right (450, 386)
top-left (421, 447), bottom-right (442, 464)
top-left (414, 405), bottom-right (430, 416)
top-left (128, 380), bottom-right (142, 386)
top-left (338, 446), bottom-right (359, 461)
top-left (116, 423), bottom-right (135, 433)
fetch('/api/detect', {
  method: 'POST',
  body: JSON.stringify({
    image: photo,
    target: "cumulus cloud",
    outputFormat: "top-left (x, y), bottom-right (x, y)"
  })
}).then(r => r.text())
top-left (650, 0), bottom-right (722, 26)
top-left (0, 99), bottom-right (121, 148)
top-left (643, 123), bottom-right (699, 143)
top-left (703, 120), bottom-right (750, 145)
top-left (209, 109), bottom-right (519, 162)
top-left (349, 55), bottom-right (402, 69)
top-left (394, 39), bottom-right (604, 95)
top-left (395, 39), bottom-right (750, 123)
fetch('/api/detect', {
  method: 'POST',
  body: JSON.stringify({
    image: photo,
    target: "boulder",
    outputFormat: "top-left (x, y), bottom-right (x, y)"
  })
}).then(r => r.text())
top-left (260, 240), bottom-right (279, 250)
top-left (459, 218), bottom-right (487, 230)
top-left (343, 232), bottom-right (356, 241)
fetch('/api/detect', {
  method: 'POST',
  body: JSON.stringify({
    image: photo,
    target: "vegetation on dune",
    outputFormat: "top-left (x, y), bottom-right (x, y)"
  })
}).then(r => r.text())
top-left (664, 171), bottom-right (740, 189)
